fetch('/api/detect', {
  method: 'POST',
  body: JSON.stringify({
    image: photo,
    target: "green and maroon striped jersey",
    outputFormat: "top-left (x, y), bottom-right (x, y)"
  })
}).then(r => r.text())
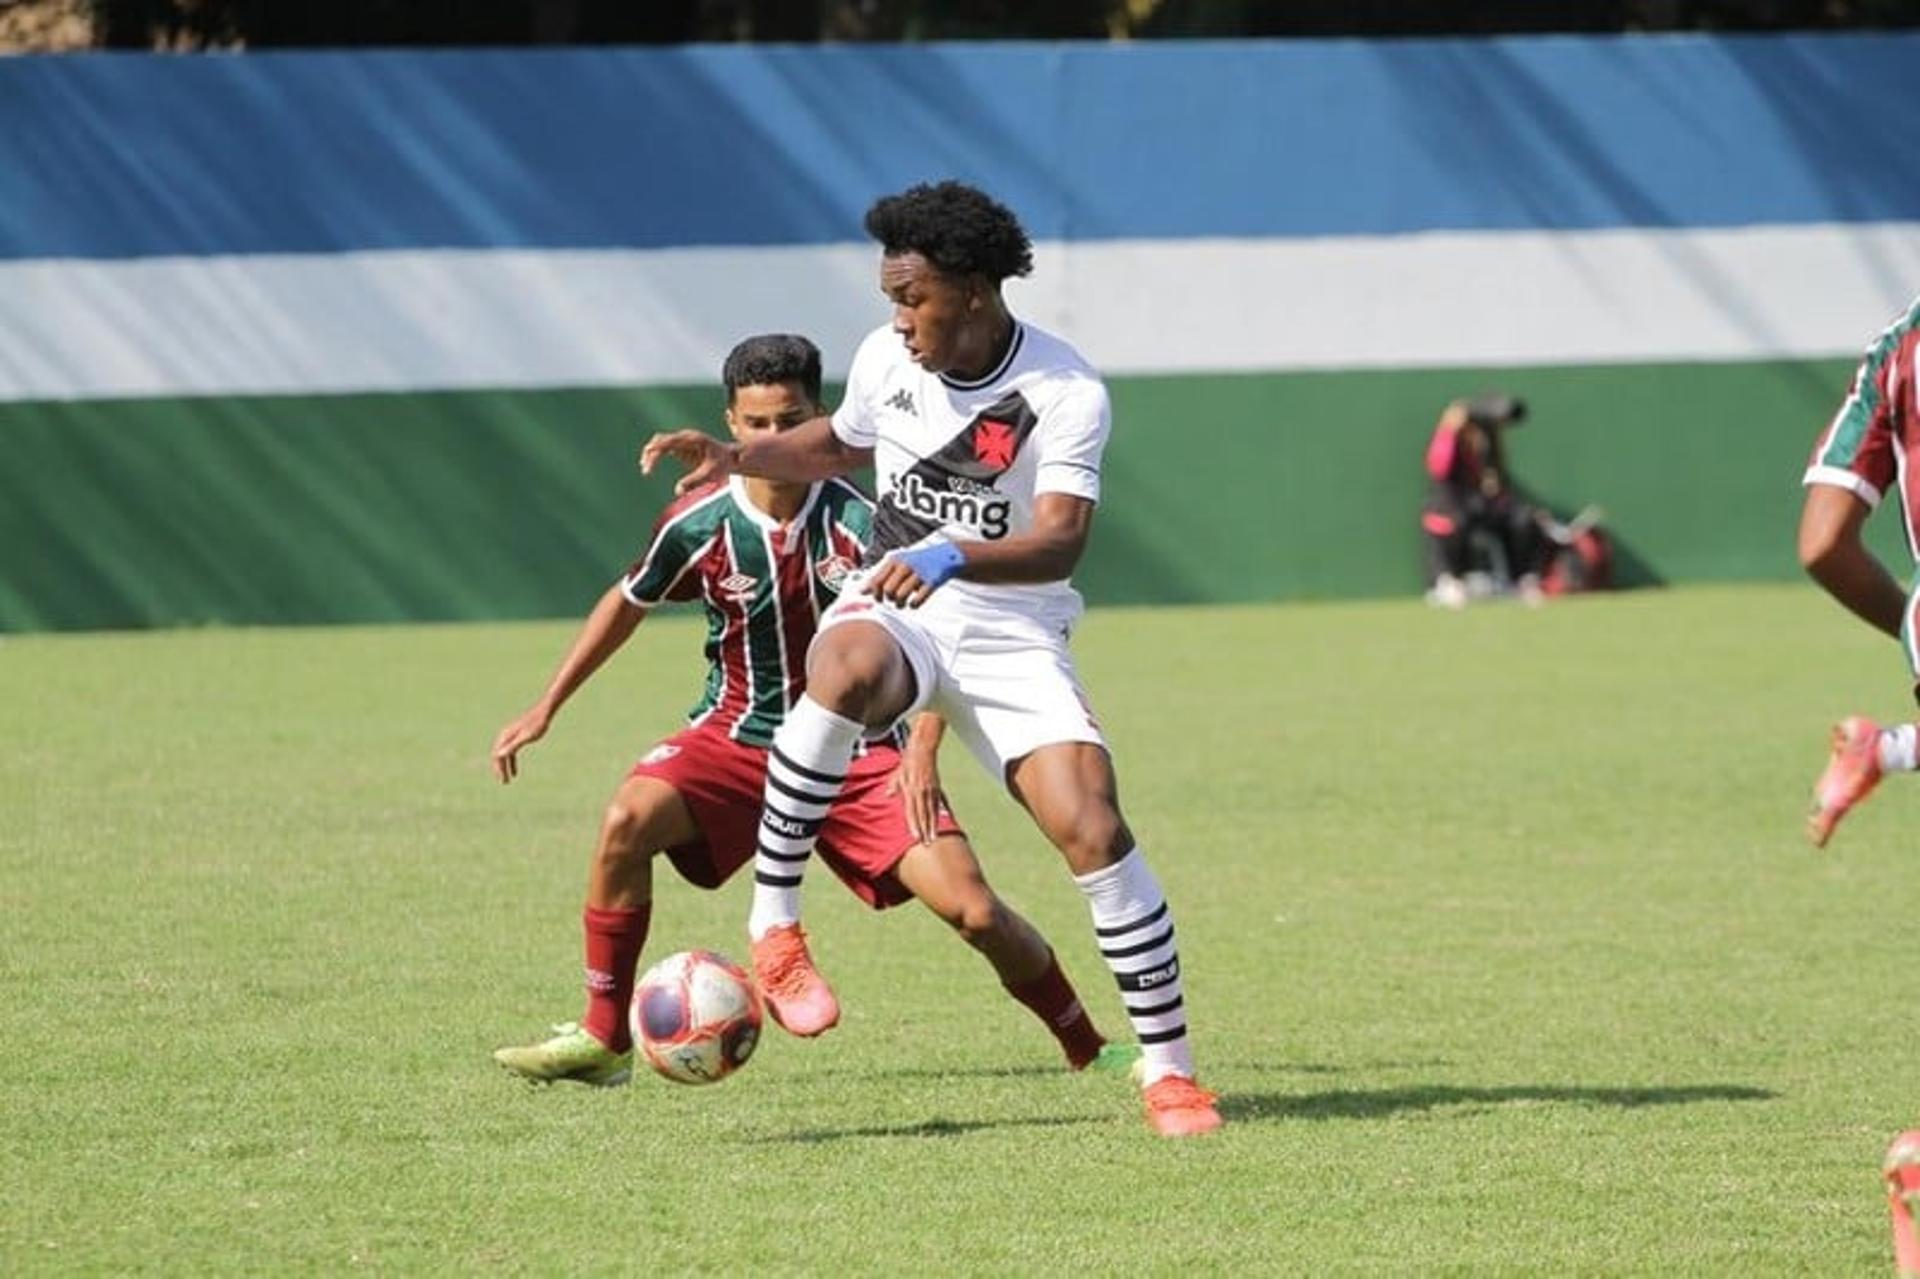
top-left (1806, 293), bottom-right (1920, 558)
top-left (620, 477), bottom-right (871, 746)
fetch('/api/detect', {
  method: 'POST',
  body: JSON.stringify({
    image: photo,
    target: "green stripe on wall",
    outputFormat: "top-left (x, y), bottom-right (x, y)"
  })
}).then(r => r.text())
top-left (3, 387), bottom-right (720, 631)
top-left (1085, 357), bottom-right (1883, 607)
top-left (0, 359), bottom-right (1887, 632)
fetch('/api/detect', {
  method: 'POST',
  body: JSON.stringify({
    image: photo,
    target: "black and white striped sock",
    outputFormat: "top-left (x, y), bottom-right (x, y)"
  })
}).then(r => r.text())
top-left (1074, 847), bottom-right (1195, 1085)
top-left (748, 696), bottom-right (862, 940)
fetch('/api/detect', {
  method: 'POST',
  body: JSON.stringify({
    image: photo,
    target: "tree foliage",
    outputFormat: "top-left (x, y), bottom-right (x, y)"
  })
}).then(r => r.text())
top-left (62, 0), bottom-right (1920, 50)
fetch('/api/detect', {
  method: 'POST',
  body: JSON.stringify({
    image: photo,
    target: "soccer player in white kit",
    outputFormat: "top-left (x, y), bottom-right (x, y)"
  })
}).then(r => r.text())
top-left (643, 181), bottom-right (1221, 1136)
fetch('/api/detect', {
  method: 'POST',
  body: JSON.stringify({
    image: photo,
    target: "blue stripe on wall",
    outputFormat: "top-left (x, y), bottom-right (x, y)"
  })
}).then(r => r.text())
top-left (5, 34), bottom-right (1919, 260)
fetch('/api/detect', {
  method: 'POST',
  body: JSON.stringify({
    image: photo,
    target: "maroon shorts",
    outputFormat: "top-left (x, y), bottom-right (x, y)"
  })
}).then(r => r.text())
top-left (628, 722), bottom-right (962, 910)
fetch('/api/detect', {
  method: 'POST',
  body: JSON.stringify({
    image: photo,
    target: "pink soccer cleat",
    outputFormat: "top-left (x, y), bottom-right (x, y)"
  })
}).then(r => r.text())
top-left (749, 923), bottom-right (840, 1037)
top-left (1888, 1131), bottom-right (1920, 1277)
top-left (1808, 716), bottom-right (1883, 848)
top-left (1142, 1074), bottom-right (1223, 1137)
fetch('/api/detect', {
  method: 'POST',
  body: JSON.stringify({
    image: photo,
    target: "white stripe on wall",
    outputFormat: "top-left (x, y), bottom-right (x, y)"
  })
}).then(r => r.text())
top-left (5, 223), bottom-right (1919, 401)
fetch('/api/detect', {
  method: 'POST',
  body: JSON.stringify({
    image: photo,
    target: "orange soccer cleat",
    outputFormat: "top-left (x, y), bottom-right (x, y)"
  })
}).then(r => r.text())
top-left (1889, 1131), bottom-right (1920, 1277)
top-left (1142, 1074), bottom-right (1223, 1138)
top-left (749, 923), bottom-right (840, 1037)
top-left (1808, 716), bottom-right (1883, 848)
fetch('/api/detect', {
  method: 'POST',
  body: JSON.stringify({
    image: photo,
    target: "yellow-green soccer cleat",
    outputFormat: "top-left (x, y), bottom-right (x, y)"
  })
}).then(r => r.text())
top-left (492, 1022), bottom-right (633, 1087)
top-left (1082, 1042), bottom-right (1146, 1079)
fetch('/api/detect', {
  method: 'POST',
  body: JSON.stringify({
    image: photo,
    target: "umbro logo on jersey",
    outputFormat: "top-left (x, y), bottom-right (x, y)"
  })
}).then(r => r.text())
top-left (717, 572), bottom-right (758, 600)
top-left (885, 388), bottom-right (916, 415)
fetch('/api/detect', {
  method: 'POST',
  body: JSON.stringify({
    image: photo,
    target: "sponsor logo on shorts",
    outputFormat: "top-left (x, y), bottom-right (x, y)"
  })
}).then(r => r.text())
top-left (639, 743), bottom-right (681, 765)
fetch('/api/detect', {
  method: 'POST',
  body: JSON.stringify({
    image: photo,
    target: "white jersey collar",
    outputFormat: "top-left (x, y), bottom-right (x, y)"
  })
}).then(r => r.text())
top-left (728, 475), bottom-right (819, 532)
top-left (938, 320), bottom-right (1025, 392)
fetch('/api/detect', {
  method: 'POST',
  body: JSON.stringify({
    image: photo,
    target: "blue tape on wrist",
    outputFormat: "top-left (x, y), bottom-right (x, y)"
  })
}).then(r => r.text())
top-left (895, 539), bottom-right (966, 590)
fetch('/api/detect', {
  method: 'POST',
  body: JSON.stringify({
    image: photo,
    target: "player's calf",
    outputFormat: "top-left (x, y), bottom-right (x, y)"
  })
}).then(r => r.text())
top-left (997, 945), bottom-right (1111, 1071)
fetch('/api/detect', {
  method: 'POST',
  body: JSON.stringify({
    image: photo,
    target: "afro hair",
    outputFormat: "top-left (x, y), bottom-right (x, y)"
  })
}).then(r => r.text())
top-left (863, 181), bottom-right (1034, 283)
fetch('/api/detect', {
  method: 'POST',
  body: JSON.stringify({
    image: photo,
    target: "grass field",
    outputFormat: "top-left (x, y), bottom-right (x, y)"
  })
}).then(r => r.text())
top-left (4, 583), bottom-right (1916, 1273)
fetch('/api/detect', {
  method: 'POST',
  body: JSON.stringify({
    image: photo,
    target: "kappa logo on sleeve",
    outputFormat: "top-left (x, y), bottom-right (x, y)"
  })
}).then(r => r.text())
top-left (885, 388), bottom-right (916, 415)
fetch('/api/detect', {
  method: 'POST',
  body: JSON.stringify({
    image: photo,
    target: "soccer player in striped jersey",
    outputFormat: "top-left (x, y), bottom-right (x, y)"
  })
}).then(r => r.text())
top-left (491, 334), bottom-right (1127, 1086)
top-left (1801, 292), bottom-right (1920, 846)
top-left (643, 184), bottom-right (1221, 1136)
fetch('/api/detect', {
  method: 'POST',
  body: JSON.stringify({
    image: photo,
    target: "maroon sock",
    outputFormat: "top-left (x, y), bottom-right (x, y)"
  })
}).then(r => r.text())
top-left (580, 904), bottom-right (651, 1053)
top-left (1006, 951), bottom-right (1107, 1070)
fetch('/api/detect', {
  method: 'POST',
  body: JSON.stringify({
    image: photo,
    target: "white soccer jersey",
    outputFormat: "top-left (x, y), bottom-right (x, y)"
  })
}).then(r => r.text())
top-left (830, 320), bottom-right (1111, 624)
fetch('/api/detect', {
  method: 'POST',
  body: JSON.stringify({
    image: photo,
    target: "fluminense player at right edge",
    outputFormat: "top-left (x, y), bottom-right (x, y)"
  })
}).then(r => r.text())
top-left (1800, 291), bottom-right (1920, 846)
top-left (644, 182), bottom-right (1221, 1137)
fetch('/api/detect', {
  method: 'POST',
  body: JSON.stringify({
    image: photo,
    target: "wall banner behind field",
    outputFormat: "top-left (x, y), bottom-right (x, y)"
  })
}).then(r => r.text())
top-left (4, 36), bottom-right (1920, 629)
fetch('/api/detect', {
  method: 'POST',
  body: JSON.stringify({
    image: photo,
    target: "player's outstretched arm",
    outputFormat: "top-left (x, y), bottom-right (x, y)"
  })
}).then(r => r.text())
top-left (640, 416), bottom-right (870, 496)
top-left (491, 585), bottom-right (645, 783)
top-left (1799, 482), bottom-right (1905, 639)
top-left (865, 492), bottom-right (1094, 608)
top-left (886, 713), bottom-right (950, 845)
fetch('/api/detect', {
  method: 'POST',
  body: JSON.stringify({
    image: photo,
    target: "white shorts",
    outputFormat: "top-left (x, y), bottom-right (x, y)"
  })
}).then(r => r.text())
top-left (815, 584), bottom-right (1107, 780)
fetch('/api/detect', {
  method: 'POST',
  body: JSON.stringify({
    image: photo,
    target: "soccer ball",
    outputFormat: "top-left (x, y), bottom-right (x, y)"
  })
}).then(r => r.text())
top-left (629, 949), bottom-right (763, 1085)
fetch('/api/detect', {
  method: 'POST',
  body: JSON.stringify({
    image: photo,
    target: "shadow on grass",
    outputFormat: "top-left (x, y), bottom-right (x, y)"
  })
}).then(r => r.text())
top-left (1221, 1082), bottom-right (1776, 1123)
top-left (1222, 1059), bottom-right (1457, 1077)
top-left (756, 1114), bottom-right (1105, 1144)
top-left (861, 1058), bottom-right (1456, 1083)
top-left (857, 1064), bottom-right (1078, 1082)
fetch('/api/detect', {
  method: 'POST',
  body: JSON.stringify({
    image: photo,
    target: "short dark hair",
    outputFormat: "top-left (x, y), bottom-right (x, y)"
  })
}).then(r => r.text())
top-left (864, 181), bottom-right (1034, 283)
top-left (1465, 392), bottom-right (1527, 428)
top-left (722, 334), bottom-right (822, 404)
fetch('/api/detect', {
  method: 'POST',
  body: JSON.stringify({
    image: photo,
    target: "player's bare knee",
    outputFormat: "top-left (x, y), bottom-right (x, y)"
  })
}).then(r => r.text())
top-left (806, 637), bottom-right (894, 719)
top-left (1048, 806), bottom-right (1130, 873)
top-left (946, 892), bottom-right (1007, 949)
top-left (596, 800), bottom-right (651, 868)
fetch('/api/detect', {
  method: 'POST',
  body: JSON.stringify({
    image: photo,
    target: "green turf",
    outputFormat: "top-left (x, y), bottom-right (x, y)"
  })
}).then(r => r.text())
top-left (3, 584), bottom-right (1915, 1273)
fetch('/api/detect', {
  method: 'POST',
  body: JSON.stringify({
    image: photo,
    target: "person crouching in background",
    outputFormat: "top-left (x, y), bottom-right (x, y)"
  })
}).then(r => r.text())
top-left (1421, 392), bottom-right (1552, 608)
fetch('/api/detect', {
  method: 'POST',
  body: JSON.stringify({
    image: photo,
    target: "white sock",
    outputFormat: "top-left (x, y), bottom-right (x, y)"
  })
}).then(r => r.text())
top-left (748, 697), bottom-right (862, 940)
top-left (1878, 724), bottom-right (1919, 773)
top-left (1074, 847), bottom-right (1195, 1086)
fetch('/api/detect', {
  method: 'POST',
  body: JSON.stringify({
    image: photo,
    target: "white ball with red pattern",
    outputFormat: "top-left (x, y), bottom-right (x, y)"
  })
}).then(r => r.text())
top-left (629, 949), bottom-right (763, 1085)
